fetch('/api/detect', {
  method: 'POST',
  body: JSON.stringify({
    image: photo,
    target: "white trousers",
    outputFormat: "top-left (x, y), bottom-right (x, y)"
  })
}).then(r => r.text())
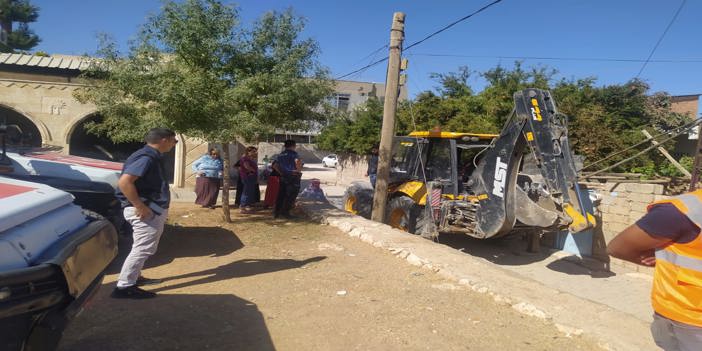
top-left (116, 207), bottom-right (168, 288)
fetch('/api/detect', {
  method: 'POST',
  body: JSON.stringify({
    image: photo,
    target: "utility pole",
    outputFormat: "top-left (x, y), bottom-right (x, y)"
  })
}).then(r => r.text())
top-left (371, 12), bottom-right (405, 222)
top-left (690, 124), bottom-right (702, 191)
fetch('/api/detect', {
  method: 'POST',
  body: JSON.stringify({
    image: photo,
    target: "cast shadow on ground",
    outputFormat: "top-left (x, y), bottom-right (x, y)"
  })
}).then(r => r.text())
top-left (108, 224), bottom-right (244, 274)
top-left (438, 233), bottom-right (552, 266)
top-left (150, 256), bottom-right (327, 293)
top-left (546, 256), bottom-right (616, 278)
top-left (58, 292), bottom-right (276, 351)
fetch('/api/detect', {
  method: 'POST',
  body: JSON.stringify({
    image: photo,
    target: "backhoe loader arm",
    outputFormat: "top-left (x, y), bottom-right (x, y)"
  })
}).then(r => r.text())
top-left (468, 89), bottom-right (595, 238)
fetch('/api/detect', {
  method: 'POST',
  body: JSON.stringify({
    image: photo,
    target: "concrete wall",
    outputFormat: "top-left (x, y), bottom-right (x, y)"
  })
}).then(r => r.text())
top-left (582, 182), bottom-right (667, 273)
top-left (256, 142), bottom-right (327, 164)
top-left (335, 154), bottom-right (369, 186)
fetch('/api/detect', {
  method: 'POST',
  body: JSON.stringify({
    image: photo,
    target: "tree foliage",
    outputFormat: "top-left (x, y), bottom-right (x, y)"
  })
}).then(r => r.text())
top-left (76, 0), bottom-right (332, 144)
top-left (316, 97), bottom-right (383, 154)
top-left (319, 62), bottom-right (691, 175)
top-left (0, 0), bottom-right (40, 52)
top-left (75, 0), bottom-right (333, 221)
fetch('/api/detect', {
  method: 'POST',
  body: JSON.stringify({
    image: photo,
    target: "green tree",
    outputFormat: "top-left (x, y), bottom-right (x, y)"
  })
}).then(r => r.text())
top-left (75, 0), bottom-right (332, 221)
top-left (317, 97), bottom-right (383, 154)
top-left (0, 0), bottom-right (40, 52)
top-left (321, 62), bottom-right (689, 177)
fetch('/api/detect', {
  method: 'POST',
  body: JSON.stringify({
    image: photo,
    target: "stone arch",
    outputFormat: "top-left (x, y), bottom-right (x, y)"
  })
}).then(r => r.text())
top-left (63, 110), bottom-right (99, 148)
top-left (65, 113), bottom-right (179, 183)
top-left (0, 103), bottom-right (50, 146)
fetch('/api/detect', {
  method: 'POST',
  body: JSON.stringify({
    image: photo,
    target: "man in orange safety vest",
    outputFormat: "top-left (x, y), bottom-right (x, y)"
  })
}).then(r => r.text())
top-left (608, 190), bottom-right (702, 351)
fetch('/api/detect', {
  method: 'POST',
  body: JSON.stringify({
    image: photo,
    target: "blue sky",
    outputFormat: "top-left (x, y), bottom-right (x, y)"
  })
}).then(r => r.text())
top-left (31, 0), bottom-right (701, 99)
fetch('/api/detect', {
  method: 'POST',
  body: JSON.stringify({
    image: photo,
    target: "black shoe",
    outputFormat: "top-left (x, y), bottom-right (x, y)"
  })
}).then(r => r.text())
top-left (136, 276), bottom-right (163, 286)
top-left (110, 286), bottom-right (156, 299)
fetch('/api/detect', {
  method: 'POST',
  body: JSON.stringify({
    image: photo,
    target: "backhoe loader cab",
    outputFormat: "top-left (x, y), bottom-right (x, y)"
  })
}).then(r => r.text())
top-left (343, 88), bottom-right (596, 239)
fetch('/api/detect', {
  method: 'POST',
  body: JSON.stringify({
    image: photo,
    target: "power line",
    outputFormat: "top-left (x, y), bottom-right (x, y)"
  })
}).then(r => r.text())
top-left (335, 57), bottom-right (388, 80)
top-left (351, 44), bottom-right (389, 66)
top-left (635, 0), bottom-right (687, 78)
top-left (403, 0), bottom-right (504, 52)
top-left (406, 53), bottom-right (702, 63)
top-left (347, 44), bottom-right (390, 81)
top-left (334, 0), bottom-right (505, 80)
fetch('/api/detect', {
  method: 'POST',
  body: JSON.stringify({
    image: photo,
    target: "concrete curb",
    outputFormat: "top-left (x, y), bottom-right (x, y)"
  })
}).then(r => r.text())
top-left (298, 199), bottom-right (656, 351)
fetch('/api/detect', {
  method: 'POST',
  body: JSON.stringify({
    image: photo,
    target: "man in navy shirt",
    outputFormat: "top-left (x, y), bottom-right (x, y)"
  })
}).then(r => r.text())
top-left (272, 140), bottom-right (302, 219)
top-left (111, 128), bottom-right (177, 299)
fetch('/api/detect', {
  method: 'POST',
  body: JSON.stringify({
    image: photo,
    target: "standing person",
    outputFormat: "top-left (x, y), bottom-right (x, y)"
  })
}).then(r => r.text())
top-left (608, 190), bottom-right (702, 350)
top-left (366, 145), bottom-right (379, 188)
top-left (272, 140), bottom-right (302, 219)
top-left (239, 146), bottom-right (259, 214)
top-left (233, 158), bottom-right (244, 208)
top-left (192, 148), bottom-right (223, 209)
top-left (264, 154), bottom-right (280, 208)
top-left (111, 128), bottom-right (178, 299)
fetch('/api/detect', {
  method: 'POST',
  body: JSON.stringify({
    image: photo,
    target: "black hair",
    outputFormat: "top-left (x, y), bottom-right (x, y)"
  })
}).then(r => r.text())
top-left (145, 128), bottom-right (176, 144)
top-left (284, 139), bottom-right (296, 148)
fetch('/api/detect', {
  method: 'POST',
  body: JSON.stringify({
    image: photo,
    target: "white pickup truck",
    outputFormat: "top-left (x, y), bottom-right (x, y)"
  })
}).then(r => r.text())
top-left (0, 176), bottom-right (118, 350)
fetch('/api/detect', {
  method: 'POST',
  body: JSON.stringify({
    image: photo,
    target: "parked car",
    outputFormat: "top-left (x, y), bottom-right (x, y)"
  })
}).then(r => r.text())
top-left (0, 176), bottom-right (118, 351)
top-left (322, 154), bottom-right (338, 168)
top-left (1, 149), bottom-right (125, 233)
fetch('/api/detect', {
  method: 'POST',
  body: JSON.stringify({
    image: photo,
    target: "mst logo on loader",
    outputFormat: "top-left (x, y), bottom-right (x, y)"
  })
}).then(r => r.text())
top-left (530, 98), bottom-right (543, 121)
top-left (492, 157), bottom-right (508, 198)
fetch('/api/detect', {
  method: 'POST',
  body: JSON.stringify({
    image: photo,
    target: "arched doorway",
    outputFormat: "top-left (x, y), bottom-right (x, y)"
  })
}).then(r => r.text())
top-left (0, 105), bottom-right (42, 147)
top-left (68, 114), bottom-right (175, 182)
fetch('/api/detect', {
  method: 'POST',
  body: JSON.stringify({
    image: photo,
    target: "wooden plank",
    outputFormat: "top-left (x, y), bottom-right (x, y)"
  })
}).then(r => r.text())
top-left (642, 129), bottom-right (691, 178)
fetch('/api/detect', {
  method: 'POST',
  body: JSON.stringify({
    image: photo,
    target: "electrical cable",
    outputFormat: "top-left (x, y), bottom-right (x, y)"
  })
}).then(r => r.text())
top-left (406, 53), bottom-right (702, 63)
top-left (635, 0), bottom-right (687, 78)
top-left (585, 119), bottom-right (702, 177)
top-left (334, 0), bottom-right (505, 80)
top-left (403, 0), bottom-right (504, 52)
top-left (582, 118), bottom-right (701, 170)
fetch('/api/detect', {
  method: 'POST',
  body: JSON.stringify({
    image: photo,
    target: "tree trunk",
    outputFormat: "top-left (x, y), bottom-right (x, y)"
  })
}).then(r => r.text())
top-left (221, 141), bottom-right (232, 222)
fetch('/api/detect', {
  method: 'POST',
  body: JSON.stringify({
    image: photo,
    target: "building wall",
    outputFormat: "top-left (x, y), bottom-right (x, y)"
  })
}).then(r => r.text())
top-left (0, 78), bottom-right (94, 148)
top-left (332, 79), bottom-right (408, 112)
top-left (670, 95), bottom-right (699, 117)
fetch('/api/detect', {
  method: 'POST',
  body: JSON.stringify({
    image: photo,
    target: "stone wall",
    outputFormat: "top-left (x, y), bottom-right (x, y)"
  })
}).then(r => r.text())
top-left (591, 182), bottom-right (667, 243)
top-left (256, 142), bottom-right (327, 164)
top-left (335, 154), bottom-right (369, 187)
top-left (582, 181), bottom-right (668, 272)
top-left (182, 139), bottom-right (243, 188)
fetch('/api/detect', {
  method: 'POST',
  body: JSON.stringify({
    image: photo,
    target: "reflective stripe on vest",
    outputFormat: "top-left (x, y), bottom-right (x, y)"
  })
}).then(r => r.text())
top-left (655, 249), bottom-right (702, 271)
top-left (676, 193), bottom-right (702, 225)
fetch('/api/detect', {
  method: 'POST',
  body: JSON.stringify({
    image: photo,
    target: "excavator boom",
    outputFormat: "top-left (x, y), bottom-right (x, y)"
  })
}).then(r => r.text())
top-left (468, 88), bottom-right (595, 238)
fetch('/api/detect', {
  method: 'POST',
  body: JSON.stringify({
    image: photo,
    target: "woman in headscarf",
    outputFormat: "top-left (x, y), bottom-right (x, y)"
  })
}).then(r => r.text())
top-left (192, 148), bottom-right (223, 209)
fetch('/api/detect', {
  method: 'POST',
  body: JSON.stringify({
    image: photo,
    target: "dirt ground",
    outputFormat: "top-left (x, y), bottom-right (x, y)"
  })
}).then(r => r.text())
top-left (59, 203), bottom-right (600, 351)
